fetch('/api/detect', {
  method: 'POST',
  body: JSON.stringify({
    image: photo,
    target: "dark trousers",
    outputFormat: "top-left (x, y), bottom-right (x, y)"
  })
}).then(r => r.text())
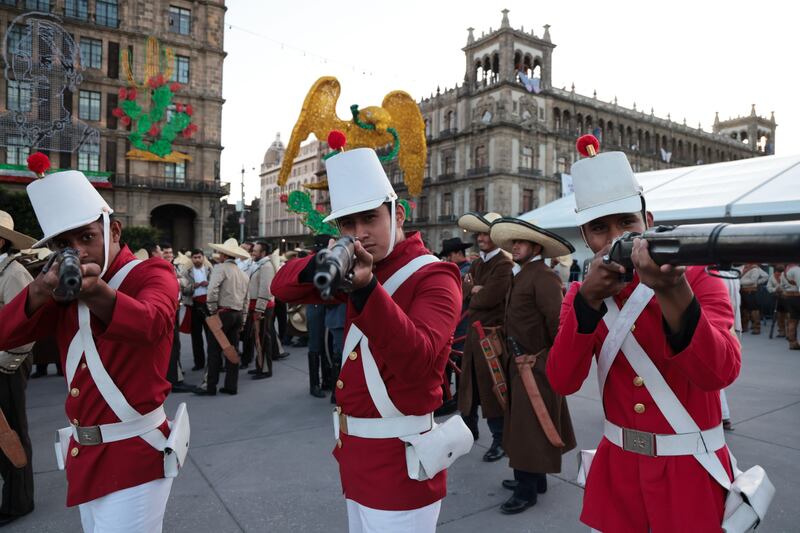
top-left (274, 299), bottom-right (288, 343)
top-left (166, 312), bottom-right (183, 385)
top-left (0, 364), bottom-right (33, 516)
top-left (191, 300), bottom-right (209, 369)
top-left (513, 469), bottom-right (546, 500)
top-left (464, 359), bottom-right (503, 443)
top-left (206, 311), bottom-right (242, 392)
top-left (307, 304), bottom-right (328, 390)
top-left (242, 309), bottom-right (256, 367)
top-left (255, 308), bottom-right (277, 375)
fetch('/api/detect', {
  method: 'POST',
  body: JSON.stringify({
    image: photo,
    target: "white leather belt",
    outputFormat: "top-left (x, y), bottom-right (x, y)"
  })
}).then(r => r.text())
top-left (604, 420), bottom-right (725, 457)
top-left (333, 409), bottom-right (433, 439)
top-left (71, 405), bottom-right (167, 446)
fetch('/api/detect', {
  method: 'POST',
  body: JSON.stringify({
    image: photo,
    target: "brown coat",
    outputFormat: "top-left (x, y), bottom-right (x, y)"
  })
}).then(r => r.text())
top-left (457, 250), bottom-right (514, 418)
top-left (503, 259), bottom-right (576, 473)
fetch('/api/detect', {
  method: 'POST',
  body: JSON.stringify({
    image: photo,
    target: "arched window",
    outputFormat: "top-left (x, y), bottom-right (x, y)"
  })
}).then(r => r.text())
top-left (553, 107), bottom-right (562, 130)
top-left (474, 145), bottom-right (487, 168)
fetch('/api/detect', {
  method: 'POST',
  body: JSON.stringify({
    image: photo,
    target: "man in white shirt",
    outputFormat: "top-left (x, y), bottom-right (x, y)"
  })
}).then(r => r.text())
top-left (184, 250), bottom-right (211, 370)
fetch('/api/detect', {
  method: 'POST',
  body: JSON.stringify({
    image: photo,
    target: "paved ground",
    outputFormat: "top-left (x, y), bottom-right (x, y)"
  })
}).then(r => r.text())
top-left (8, 330), bottom-right (800, 532)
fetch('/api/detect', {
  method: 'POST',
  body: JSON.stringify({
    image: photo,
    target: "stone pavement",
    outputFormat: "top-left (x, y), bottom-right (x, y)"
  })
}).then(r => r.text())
top-left (8, 331), bottom-right (800, 532)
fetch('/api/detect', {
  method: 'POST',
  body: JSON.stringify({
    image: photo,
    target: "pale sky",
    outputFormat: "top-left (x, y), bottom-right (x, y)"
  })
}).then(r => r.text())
top-left (220, 0), bottom-right (798, 203)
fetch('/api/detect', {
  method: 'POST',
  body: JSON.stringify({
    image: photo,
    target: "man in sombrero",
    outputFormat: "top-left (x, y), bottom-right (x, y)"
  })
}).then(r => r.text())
top-left (488, 217), bottom-right (577, 514)
top-left (456, 211), bottom-right (514, 461)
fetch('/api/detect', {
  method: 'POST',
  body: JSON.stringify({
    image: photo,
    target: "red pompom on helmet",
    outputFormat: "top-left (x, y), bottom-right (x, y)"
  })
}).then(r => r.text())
top-left (576, 134), bottom-right (600, 157)
top-left (27, 152), bottom-right (51, 176)
top-left (327, 130), bottom-right (347, 151)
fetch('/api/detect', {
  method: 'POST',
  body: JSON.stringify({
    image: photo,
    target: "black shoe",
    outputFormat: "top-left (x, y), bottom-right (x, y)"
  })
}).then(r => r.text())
top-left (483, 442), bottom-right (505, 462)
top-left (193, 387), bottom-right (216, 396)
top-left (252, 372), bottom-right (272, 380)
top-left (191, 365), bottom-right (204, 371)
top-left (171, 383), bottom-right (194, 393)
top-left (500, 493), bottom-right (537, 514)
top-left (502, 479), bottom-right (518, 491)
top-left (240, 363), bottom-right (249, 370)
top-left (310, 387), bottom-right (326, 398)
top-left (247, 369), bottom-right (258, 375)
top-left (30, 370), bottom-right (47, 379)
top-left (723, 419), bottom-right (734, 431)
top-left (219, 387), bottom-right (237, 395)
top-left (0, 509), bottom-right (31, 526)
top-left (275, 352), bottom-right (290, 359)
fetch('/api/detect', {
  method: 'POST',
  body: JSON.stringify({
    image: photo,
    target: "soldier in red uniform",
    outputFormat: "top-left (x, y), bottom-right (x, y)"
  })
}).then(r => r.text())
top-left (272, 141), bottom-right (468, 532)
top-left (546, 137), bottom-right (741, 532)
top-left (0, 154), bottom-right (187, 532)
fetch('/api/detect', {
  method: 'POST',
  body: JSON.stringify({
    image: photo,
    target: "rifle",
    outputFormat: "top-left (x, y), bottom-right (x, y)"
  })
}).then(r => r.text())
top-left (41, 247), bottom-right (82, 301)
top-left (605, 222), bottom-right (800, 282)
top-left (313, 236), bottom-right (356, 300)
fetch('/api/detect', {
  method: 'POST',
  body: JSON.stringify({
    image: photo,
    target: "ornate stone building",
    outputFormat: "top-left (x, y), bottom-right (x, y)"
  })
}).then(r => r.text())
top-left (0, 1), bottom-right (227, 250)
top-left (259, 9), bottom-right (776, 252)
top-left (259, 134), bottom-right (331, 251)
top-left (410, 9), bottom-right (776, 249)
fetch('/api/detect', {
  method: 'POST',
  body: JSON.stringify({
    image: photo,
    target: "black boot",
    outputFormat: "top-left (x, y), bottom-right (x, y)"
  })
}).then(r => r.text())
top-left (308, 352), bottom-right (326, 398)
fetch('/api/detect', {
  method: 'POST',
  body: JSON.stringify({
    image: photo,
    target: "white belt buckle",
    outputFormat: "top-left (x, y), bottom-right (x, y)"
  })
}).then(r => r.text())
top-left (622, 428), bottom-right (655, 456)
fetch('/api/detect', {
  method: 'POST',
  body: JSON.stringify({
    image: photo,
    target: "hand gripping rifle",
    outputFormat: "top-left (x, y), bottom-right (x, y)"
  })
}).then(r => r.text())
top-left (313, 236), bottom-right (356, 300)
top-left (604, 221), bottom-right (800, 282)
top-left (41, 247), bottom-right (82, 301)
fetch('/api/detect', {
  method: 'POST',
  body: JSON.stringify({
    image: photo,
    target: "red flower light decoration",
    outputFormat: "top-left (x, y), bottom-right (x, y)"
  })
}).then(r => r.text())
top-left (279, 193), bottom-right (288, 203)
top-left (120, 116), bottom-right (131, 126)
top-left (327, 130), bottom-right (347, 151)
top-left (27, 152), bottom-right (51, 176)
top-left (148, 125), bottom-right (161, 137)
top-left (111, 107), bottom-right (124, 118)
top-left (127, 88), bottom-right (137, 100)
top-left (118, 87), bottom-right (127, 99)
top-left (175, 103), bottom-right (184, 113)
top-left (576, 134), bottom-right (600, 157)
top-left (185, 104), bottom-right (194, 116)
top-left (169, 82), bottom-right (181, 92)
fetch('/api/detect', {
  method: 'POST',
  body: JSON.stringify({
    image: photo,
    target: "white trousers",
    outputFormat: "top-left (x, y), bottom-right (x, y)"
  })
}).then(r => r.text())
top-left (79, 478), bottom-right (173, 533)
top-left (720, 388), bottom-right (731, 420)
top-left (346, 499), bottom-right (441, 533)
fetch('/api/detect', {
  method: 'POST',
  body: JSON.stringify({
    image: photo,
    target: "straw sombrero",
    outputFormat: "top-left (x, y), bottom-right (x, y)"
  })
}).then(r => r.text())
top-left (173, 252), bottom-right (193, 270)
top-left (458, 211), bottom-right (502, 233)
top-left (288, 304), bottom-right (307, 333)
top-left (0, 211), bottom-right (36, 251)
top-left (208, 238), bottom-right (250, 260)
top-left (133, 248), bottom-right (149, 260)
top-left (489, 217), bottom-right (574, 259)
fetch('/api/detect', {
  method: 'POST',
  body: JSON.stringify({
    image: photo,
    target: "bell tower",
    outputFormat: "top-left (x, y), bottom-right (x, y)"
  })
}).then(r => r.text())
top-left (463, 9), bottom-right (555, 93)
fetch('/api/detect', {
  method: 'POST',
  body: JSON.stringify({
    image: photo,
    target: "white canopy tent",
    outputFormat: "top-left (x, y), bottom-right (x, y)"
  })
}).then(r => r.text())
top-left (521, 153), bottom-right (800, 265)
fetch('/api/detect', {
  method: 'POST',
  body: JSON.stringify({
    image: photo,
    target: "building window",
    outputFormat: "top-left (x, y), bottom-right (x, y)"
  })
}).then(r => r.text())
top-left (7, 25), bottom-right (32, 56)
top-left (443, 152), bottom-right (455, 175)
top-left (522, 188), bottom-right (534, 212)
top-left (7, 80), bottom-right (32, 112)
top-left (79, 90), bottom-right (101, 121)
top-left (25, 0), bottom-right (51, 10)
top-left (557, 156), bottom-right (568, 174)
top-left (521, 146), bottom-right (533, 168)
top-left (6, 135), bottom-right (29, 165)
top-left (443, 192), bottom-right (453, 216)
top-left (172, 55), bottom-right (190, 83)
top-left (78, 144), bottom-right (100, 172)
top-left (169, 6), bottom-right (192, 35)
top-left (65, 0), bottom-right (88, 20)
top-left (165, 161), bottom-right (187, 184)
top-left (474, 145), bottom-right (487, 168)
top-left (417, 196), bottom-right (428, 220)
top-left (474, 188), bottom-right (486, 212)
top-left (80, 38), bottom-right (103, 69)
top-left (96, 0), bottom-right (119, 28)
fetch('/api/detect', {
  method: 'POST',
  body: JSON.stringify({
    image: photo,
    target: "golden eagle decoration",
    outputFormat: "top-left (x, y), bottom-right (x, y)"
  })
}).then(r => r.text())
top-left (278, 76), bottom-right (427, 197)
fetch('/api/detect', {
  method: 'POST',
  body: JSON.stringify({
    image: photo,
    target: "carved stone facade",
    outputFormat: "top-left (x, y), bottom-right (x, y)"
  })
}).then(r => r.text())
top-left (411, 10), bottom-right (775, 250)
top-left (0, 1), bottom-right (227, 251)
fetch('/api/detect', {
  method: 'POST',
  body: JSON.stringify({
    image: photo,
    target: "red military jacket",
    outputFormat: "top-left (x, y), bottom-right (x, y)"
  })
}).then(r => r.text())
top-left (546, 267), bottom-right (741, 532)
top-left (0, 246), bottom-right (178, 506)
top-left (271, 232), bottom-right (461, 510)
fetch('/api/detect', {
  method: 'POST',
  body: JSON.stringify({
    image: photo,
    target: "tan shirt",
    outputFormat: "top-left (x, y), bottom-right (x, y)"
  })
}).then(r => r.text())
top-left (207, 260), bottom-right (249, 318)
top-left (247, 258), bottom-right (276, 313)
top-left (781, 265), bottom-right (800, 294)
top-left (739, 266), bottom-right (768, 289)
top-left (0, 254), bottom-right (34, 369)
